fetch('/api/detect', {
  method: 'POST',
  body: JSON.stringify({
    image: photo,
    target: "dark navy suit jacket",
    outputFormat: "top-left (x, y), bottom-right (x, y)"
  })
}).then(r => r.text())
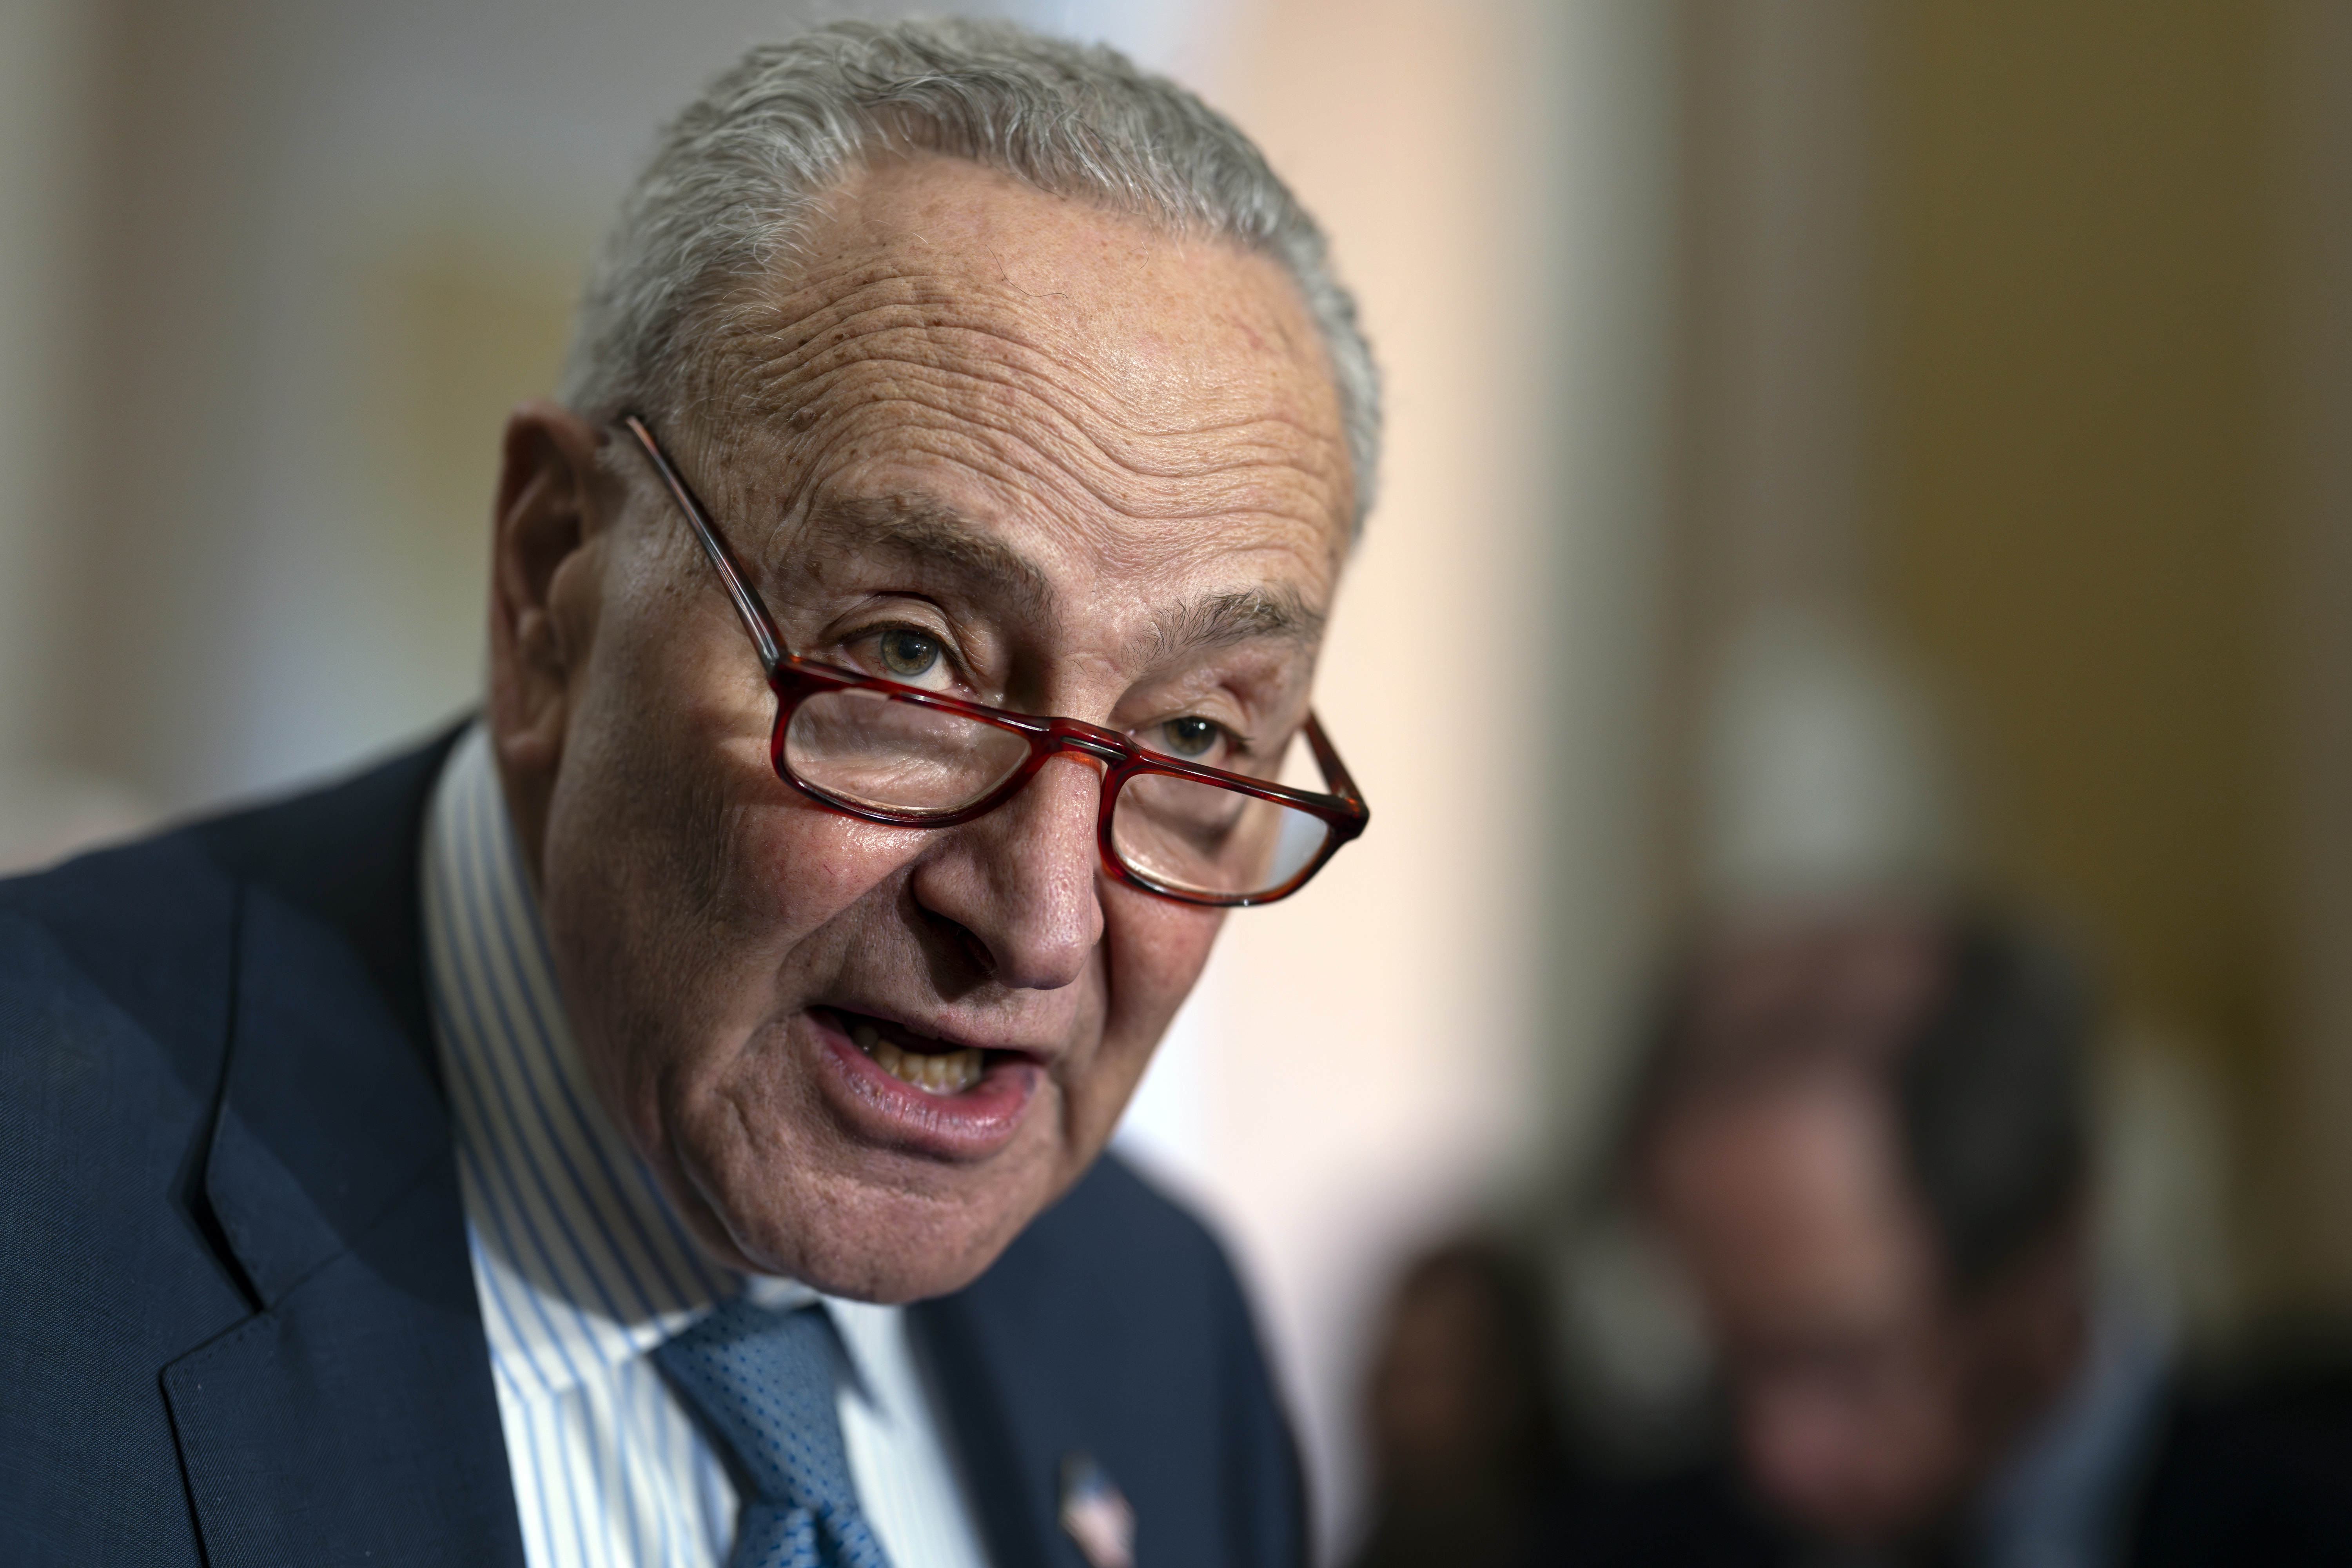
top-left (0, 734), bottom-right (1305, 1567)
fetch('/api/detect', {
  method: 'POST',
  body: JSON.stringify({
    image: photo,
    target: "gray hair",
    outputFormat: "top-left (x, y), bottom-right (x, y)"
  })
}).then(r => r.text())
top-left (559, 17), bottom-right (1381, 528)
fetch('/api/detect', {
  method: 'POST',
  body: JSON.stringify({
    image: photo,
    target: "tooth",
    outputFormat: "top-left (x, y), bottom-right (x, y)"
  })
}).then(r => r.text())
top-left (860, 1027), bottom-right (990, 1096)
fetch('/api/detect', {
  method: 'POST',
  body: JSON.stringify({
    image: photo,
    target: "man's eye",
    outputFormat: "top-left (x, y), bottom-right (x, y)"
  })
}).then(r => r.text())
top-left (1161, 716), bottom-right (1223, 759)
top-left (877, 628), bottom-right (942, 679)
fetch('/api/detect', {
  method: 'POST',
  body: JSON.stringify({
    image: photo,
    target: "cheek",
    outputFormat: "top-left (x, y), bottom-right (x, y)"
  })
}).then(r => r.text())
top-left (1098, 896), bottom-right (1226, 1049)
top-left (542, 652), bottom-right (932, 1064)
top-left (1040, 894), bottom-right (1221, 1158)
top-left (564, 614), bottom-right (925, 944)
top-left (732, 802), bottom-right (933, 938)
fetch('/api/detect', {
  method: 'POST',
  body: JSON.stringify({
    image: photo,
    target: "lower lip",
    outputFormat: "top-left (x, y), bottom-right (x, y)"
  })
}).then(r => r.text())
top-left (810, 1011), bottom-right (1044, 1160)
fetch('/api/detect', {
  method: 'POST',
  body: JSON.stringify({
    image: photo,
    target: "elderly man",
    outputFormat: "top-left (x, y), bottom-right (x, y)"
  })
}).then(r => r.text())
top-left (0, 21), bottom-right (1373, 1567)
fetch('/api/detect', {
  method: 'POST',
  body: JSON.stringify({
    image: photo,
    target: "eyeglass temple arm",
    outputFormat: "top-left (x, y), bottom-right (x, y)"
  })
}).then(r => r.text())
top-left (1302, 712), bottom-right (1368, 823)
top-left (619, 414), bottom-right (786, 672)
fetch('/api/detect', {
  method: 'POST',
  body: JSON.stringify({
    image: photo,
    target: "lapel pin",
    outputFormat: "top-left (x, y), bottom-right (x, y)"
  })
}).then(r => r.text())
top-left (1059, 1451), bottom-right (1135, 1568)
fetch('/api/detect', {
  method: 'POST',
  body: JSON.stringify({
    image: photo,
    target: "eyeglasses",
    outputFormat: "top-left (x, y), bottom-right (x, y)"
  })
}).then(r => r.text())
top-left (615, 415), bottom-right (1369, 907)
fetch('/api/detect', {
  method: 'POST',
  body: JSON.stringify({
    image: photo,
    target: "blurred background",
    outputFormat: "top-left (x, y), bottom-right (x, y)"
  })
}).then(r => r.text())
top-left (5, 0), bottom-right (2352, 1559)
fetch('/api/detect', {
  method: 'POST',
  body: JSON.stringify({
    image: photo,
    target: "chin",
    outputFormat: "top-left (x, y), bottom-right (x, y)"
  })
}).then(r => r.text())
top-left (704, 1148), bottom-right (1077, 1304)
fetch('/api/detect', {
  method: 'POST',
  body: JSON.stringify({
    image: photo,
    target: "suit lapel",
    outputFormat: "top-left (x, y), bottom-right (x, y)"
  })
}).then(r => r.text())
top-left (912, 1290), bottom-right (1085, 1568)
top-left (907, 1156), bottom-right (1302, 1568)
top-left (201, 878), bottom-right (454, 1305)
top-left (163, 1152), bottom-right (523, 1566)
top-left (163, 733), bottom-right (524, 1567)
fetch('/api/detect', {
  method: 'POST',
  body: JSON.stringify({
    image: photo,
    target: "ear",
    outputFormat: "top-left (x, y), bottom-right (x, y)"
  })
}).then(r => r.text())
top-left (486, 401), bottom-right (607, 851)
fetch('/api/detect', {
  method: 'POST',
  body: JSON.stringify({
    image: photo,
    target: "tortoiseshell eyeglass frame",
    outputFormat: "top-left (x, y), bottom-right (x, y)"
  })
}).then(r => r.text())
top-left (613, 414), bottom-right (1370, 909)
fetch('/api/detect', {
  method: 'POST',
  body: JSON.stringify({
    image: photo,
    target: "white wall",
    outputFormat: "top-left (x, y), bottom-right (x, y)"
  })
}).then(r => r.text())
top-left (0, 0), bottom-right (147, 871)
top-left (0, 0), bottom-right (97, 753)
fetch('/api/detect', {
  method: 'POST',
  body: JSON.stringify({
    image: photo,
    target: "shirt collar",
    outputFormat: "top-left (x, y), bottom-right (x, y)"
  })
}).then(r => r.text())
top-left (423, 723), bottom-right (882, 1403)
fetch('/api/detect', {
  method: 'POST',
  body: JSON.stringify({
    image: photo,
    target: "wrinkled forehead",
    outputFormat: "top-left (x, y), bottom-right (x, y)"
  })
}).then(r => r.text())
top-left (670, 156), bottom-right (1356, 595)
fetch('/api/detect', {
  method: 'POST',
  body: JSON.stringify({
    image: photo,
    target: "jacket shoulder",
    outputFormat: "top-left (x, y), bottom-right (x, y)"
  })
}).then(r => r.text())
top-left (0, 826), bottom-right (239, 1081)
top-left (0, 730), bottom-right (463, 1564)
top-left (0, 728), bottom-right (458, 1062)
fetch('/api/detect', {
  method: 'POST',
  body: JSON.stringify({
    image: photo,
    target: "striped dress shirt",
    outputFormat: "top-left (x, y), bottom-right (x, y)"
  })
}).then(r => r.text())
top-left (421, 723), bottom-right (992, 1568)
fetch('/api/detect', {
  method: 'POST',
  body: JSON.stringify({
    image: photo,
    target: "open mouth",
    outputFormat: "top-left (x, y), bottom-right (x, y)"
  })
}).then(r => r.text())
top-left (808, 1006), bottom-right (1044, 1158)
top-left (833, 1010), bottom-right (993, 1096)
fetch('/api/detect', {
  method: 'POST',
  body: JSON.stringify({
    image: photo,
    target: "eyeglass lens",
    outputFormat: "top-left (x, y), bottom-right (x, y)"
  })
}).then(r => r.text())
top-left (781, 688), bottom-right (1334, 899)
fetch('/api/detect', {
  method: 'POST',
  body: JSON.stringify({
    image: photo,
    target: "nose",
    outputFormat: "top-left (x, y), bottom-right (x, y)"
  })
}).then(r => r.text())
top-left (907, 753), bottom-right (1106, 992)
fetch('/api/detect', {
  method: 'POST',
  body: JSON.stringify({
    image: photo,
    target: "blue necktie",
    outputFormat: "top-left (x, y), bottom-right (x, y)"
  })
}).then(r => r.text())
top-left (654, 1297), bottom-right (895, 1568)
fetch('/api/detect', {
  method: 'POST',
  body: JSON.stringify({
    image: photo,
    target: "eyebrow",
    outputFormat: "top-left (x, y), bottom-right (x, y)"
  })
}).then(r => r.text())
top-left (793, 496), bottom-right (1055, 615)
top-left (1149, 585), bottom-right (1326, 660)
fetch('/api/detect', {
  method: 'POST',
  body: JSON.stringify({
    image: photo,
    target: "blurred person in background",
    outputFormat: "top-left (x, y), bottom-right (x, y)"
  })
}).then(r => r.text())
top-left (0, 20), bottom-right (1377, 1566)
top-left (1352, 1238), bottom-right (1572, 1568)
top-left (1547, 904), bottom-right (2352, 1568)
